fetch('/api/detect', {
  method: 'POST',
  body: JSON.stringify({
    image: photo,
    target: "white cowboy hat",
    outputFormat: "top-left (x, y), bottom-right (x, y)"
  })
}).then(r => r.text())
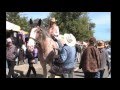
top-left (64, 33), bottom-right (76, 47)
top-left (6, 38), bottom-right (12, 43)
top-left (50, 18), bottom-right (57, 22)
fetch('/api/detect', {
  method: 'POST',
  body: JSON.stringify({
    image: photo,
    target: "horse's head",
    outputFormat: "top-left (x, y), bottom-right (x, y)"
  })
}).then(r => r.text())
top-left (27, 19), bottom-right (42, 51)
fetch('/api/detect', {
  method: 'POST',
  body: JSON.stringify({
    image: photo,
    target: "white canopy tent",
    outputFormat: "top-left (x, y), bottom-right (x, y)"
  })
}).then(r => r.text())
top-left (6, 21), bottom-right (21, 32)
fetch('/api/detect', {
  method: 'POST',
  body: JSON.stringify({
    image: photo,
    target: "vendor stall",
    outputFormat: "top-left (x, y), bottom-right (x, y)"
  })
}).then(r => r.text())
top-left (6, 21), bottom-right (21, 32)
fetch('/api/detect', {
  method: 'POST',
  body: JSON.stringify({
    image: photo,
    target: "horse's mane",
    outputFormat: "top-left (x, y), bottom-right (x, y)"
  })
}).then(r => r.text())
top-left (40, 26), bottom-right (50, 40)
top-left (31, 19), bottom-right (50, 40)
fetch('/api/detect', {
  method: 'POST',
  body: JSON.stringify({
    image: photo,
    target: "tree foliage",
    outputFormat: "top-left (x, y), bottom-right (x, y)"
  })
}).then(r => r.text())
top-left (6, 12), bottom-right (30, 32)
top-left (6, 12), bottom-right (96, 41)
top-left (49, 12), bottom-right (95, 41)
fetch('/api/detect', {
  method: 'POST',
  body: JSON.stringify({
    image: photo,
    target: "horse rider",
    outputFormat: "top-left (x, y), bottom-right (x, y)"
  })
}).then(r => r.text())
top-left (48, 17), bottom-right (62, 51)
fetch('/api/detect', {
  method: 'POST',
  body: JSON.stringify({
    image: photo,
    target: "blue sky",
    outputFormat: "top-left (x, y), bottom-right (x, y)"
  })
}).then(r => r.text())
top-left (20, 12), bottom-right (111, 41)
top-left (88, 12), bottom-right (111, 41)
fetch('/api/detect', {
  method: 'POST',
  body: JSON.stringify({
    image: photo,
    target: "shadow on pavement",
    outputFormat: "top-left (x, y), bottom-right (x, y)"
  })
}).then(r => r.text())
top-left (28, 74), bottom-right (44, 78)
top-left (6, 69), bottom-right (44, 78)
top-left (14, 70), bottom-right (24, 76)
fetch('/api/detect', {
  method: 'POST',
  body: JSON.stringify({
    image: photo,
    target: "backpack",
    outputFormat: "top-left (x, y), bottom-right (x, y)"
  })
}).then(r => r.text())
top-left (75, 44), bottom-right (81, 53)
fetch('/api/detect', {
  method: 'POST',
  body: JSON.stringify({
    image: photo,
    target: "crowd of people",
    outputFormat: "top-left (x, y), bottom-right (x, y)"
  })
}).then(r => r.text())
top-left (6, 17), bottom-right (111, 78)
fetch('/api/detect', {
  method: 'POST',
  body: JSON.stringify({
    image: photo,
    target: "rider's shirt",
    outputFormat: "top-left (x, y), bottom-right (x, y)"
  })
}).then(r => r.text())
top-left (48, 25), bottom-right (59, 39)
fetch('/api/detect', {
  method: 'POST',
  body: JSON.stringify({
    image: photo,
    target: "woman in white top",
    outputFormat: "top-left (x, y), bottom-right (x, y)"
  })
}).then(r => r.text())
top-left (48, 17), bottom-right (63, 52)
top-left (48, 17), bottom-right (59, 40)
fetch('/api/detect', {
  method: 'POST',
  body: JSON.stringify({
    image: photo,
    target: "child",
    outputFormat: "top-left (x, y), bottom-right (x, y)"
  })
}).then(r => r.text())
top-left (26, 48), bottom-right (36, 77)
top-left (33, 46), bottom-right (38, 64)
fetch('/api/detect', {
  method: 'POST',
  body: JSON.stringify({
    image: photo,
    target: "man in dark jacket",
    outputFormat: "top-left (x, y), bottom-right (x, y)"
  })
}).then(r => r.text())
top-left (79, 37), bottom-right (101, 78)
top-left (97, 40), bottom-right (110, 78)
top-left (6, 38), bottom-right (18, 78)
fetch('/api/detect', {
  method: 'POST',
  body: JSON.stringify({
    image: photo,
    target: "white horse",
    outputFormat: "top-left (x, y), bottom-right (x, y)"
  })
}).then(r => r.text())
top-left (27, 19), bottom-right (59, 78)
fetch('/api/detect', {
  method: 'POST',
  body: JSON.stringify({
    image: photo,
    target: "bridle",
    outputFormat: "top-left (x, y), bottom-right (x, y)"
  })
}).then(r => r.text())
top-left (29, 27), bottom-right (57, 56)
top-left (29, 27), bottom-right (42, 45)
top-left (29, 37), bottom-right (39, 44)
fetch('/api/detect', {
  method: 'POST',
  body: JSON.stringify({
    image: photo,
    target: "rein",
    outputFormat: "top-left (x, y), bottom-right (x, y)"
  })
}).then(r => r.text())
top-left (29, 27), bottom-right (57, 59)
top-left (29, 37), bottom-right (40, 45)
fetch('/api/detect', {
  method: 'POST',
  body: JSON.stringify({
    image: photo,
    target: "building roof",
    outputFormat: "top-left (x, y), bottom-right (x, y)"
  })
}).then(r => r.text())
top-left (6, 21), bottom-right (21, 32)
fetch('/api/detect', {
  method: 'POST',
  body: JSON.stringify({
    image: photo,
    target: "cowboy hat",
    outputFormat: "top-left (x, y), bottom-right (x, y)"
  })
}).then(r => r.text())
top-left (50, 18), bottom-right (57, 22)
top-left (64, 33), bottom-right (76, 47)
top-left (97, 40), bottom-right (104, 48)
top-left (6, 38), bottom-right (12, 43)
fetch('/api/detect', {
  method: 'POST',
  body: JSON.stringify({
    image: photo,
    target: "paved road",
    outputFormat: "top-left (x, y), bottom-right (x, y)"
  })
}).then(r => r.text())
top-left (6, 61), bottom-right (110, 78)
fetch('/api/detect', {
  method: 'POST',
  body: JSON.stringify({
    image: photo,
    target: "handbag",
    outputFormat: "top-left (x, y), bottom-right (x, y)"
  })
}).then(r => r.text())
top-left (49, 59), bottom-right (63, 76)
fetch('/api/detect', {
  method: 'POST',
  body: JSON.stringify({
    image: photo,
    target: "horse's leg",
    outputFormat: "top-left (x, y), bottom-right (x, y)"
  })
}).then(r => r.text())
top-left (48, 61), bottom-right (55, 78)
top-left (40, 60), bottom-right (47, 78)
top-left (48, 49), bottom-right (59, 78)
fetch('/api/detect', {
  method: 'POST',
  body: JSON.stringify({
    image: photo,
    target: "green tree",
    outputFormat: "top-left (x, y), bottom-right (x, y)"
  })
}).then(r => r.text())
top-left (42, 17), bottom-right (49, 28)
top-left (49, 12), bottom-right (95, 41)
top-left (19, 16), bottom-right (31, 32)
top-left (6, 12), bottom-right (30, 32)
top-left (6, 12), bottom-right (20, 24)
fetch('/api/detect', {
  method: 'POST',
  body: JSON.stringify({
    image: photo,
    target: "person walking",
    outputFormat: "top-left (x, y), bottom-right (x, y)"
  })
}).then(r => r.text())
top-left (6, 38), bottom-right (18, 78)
top-left (106, 41), bottom-right (111, 78)
top-left (79, 37), bottom-right (101, 78)
top-left (50, 33), bottom-right (77, 78)
top-left (97, 40), bottom-right (110, 78)
top-left (48, 17), bottom-right (62, 50)
top-left (26, 45), bottom-right (37, 77)
top-left (74, 42), bottom-right (82, 71)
